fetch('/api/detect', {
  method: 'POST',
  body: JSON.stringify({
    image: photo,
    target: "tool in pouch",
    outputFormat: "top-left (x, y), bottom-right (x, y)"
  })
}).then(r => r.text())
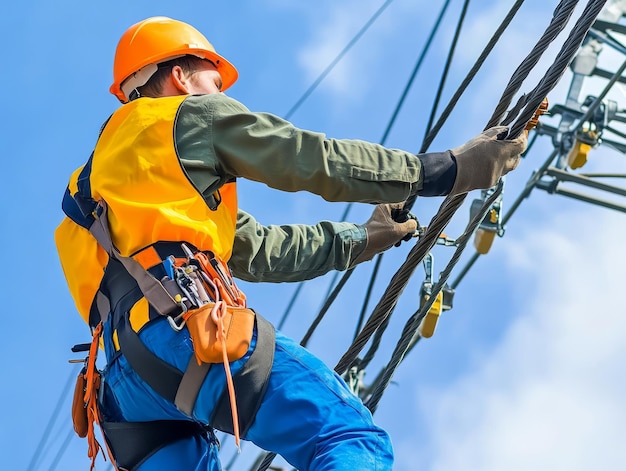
top-left (166, 243), bottom-right (253, 450)
top-left (79, 200), bottom-right (253, 452)
top-left (168, 243), bottom-right (253, 364)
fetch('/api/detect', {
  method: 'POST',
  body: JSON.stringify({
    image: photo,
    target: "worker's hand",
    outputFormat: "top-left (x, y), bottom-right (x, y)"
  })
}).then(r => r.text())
top-left (450, 126), bottom-right (527, 195)
top-left (350, 203), bottom-right (418, 266)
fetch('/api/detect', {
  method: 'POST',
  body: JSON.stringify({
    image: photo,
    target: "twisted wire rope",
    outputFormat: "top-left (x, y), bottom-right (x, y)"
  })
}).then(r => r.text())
top-left (254, 0), bottom-right (609, 468)
top-left (363, 0), bottom-right (609, 413)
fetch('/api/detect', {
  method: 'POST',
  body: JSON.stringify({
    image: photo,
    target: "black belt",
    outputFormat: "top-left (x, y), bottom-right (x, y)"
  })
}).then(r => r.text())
top-left (101, 419), bottom-right (217, 471)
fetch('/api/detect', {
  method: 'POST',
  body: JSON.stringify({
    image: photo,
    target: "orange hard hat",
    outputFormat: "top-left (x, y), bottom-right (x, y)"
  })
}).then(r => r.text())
top-left (110, 16), bottom-right (238, 103)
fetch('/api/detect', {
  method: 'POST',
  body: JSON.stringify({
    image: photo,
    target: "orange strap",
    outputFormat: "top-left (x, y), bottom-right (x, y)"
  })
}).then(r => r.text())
top-left (211, 296), bottom-right (241, 451)
top-left (83, 323), bottom-right (118, 470)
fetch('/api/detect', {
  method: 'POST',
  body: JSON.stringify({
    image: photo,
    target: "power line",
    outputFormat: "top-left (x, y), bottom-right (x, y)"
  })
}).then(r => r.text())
top-left (364, 0), bottom-right (610, 414)
top-left (27, 364), bottom-right (79, 471)
top-left (280, 0), bottom-right (454, 348)
top-left (284, 0), bottom-right (396, 121)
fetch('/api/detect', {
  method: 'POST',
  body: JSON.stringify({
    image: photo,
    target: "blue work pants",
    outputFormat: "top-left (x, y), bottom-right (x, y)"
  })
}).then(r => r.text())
top-left (102, 317), bottom-right (393, 470)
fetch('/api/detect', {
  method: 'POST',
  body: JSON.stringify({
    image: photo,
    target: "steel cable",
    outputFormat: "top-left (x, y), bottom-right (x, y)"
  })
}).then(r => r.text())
top-left (335, 0), bottom-right (585, 378)
top-left (417, 0), bottom-right (527, 156)
top-left (364, 181), bottom-right (504, 412)
top-left (355, 4), bottom-right (532, 365)
top-left (359, 0), bottom-right (472, 370)
top-left (423, 0), bottom-right (471, 141)
top-left (364, 0), bottom-right (609, 414)
top-left (253, 0), bottom-right (611, 469)
top-left (283, 0), bottom-right (396, 121)
top-left (453, 11), bottom-right (624, 289)
top-left (508, 0), bottom-right (609, 139)
top-left (253, 2), bottom-right (455, 467)
top-left (280, 0), bottom-right (455, 342)
top-left (26, 365), bottom-right (79, 471)
top-left (487, 0), bottom-right (580, 128)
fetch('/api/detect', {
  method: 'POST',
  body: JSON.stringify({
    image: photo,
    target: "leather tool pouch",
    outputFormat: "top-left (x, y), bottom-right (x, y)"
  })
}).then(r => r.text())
top-left (183, 302), bottom-right (255, 364)
top-left (71, 369), bottom-right (89, 438)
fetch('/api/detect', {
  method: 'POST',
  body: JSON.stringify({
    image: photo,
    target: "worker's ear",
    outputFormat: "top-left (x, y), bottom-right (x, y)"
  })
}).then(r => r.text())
top-left (170, 65), bottom-right (191, 94)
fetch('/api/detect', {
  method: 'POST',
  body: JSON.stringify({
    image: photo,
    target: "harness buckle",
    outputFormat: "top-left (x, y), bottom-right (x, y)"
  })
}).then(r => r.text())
top-left (167, 314), bottom-right (187, 332)
top-left (167, 294), bottom-right (189, 332)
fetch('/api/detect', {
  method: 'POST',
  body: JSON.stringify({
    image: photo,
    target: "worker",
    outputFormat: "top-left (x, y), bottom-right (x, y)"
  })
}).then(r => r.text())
top-left (55, 16), bottom-right (527, 471)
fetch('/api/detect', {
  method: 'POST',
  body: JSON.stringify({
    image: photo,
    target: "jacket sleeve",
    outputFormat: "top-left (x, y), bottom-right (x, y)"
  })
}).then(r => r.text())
top-left (228, 209), bottom-right (366, 283)
top-left (177, 94), bottom-right (458, 201)
top-left (202, 94), bottom-right (423, 204)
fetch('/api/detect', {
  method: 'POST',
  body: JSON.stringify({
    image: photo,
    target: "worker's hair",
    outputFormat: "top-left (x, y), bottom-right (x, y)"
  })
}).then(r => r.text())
top-left (137, 55), bottom-right (208, 98)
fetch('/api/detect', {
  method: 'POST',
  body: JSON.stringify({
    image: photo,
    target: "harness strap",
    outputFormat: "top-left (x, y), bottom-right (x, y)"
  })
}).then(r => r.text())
top-left (175, 358), bottom-right (213, 416)
top-left (117, 316), bottom-right (187, 402)
top-left (116, 306), bottom-right (275, 437)
top-left (101, 420), bottom-right (214, 471)
top-left (89, 201), bottom-right (182, 317)
top-left (95, 291), bottom-right (111, 324)
top-left (211, 314), bottom-right (275, 437)
top-left (69, 186), bottom-right (276, 441)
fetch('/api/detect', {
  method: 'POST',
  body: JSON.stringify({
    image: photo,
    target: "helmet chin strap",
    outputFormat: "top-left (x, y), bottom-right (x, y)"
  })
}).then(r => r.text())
top-left (127, 89), bottom-right (142, 102)
top-left (121, 53), bottom-right (199, 102)
top-left (121, 63), bottom-right (158, 102)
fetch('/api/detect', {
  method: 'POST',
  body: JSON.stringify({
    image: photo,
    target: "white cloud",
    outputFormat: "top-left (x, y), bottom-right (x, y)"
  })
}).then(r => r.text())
top-left (295, 0), bottom-right (387, 99)
top-left (293, 0), bottom-right (430, 103)
top-left (396, 207), bottom-right (626, 470)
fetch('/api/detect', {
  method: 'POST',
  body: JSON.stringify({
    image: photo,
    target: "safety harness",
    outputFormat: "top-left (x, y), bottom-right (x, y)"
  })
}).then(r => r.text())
top-left (64, 146), bottom-right (275, 470)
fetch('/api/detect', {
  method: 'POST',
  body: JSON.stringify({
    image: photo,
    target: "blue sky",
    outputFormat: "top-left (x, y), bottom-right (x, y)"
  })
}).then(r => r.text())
top-left (2, 1), bottom-right (626, 470)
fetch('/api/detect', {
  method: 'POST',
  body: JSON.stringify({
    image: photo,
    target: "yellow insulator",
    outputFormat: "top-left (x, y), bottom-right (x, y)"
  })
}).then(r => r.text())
top-left (567, 140), bottom-right (592, 170)
top-left (474, 228), bottom-right (497, 255)
top-left (418, 291), bottom-right (443, 338)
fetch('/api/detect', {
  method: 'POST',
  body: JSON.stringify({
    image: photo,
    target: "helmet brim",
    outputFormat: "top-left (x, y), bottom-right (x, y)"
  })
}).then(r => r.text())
top-left (110, 49), bottom-right (238, 103)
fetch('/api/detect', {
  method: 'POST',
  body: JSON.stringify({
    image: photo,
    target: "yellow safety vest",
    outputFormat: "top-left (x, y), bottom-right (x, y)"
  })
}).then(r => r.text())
top-left (55, 95), bottom-right (238, 325)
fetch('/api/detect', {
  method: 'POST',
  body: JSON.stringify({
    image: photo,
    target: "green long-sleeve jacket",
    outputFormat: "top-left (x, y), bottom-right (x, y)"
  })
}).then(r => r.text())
top-left (174, 94), bottom-right (437, 283)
